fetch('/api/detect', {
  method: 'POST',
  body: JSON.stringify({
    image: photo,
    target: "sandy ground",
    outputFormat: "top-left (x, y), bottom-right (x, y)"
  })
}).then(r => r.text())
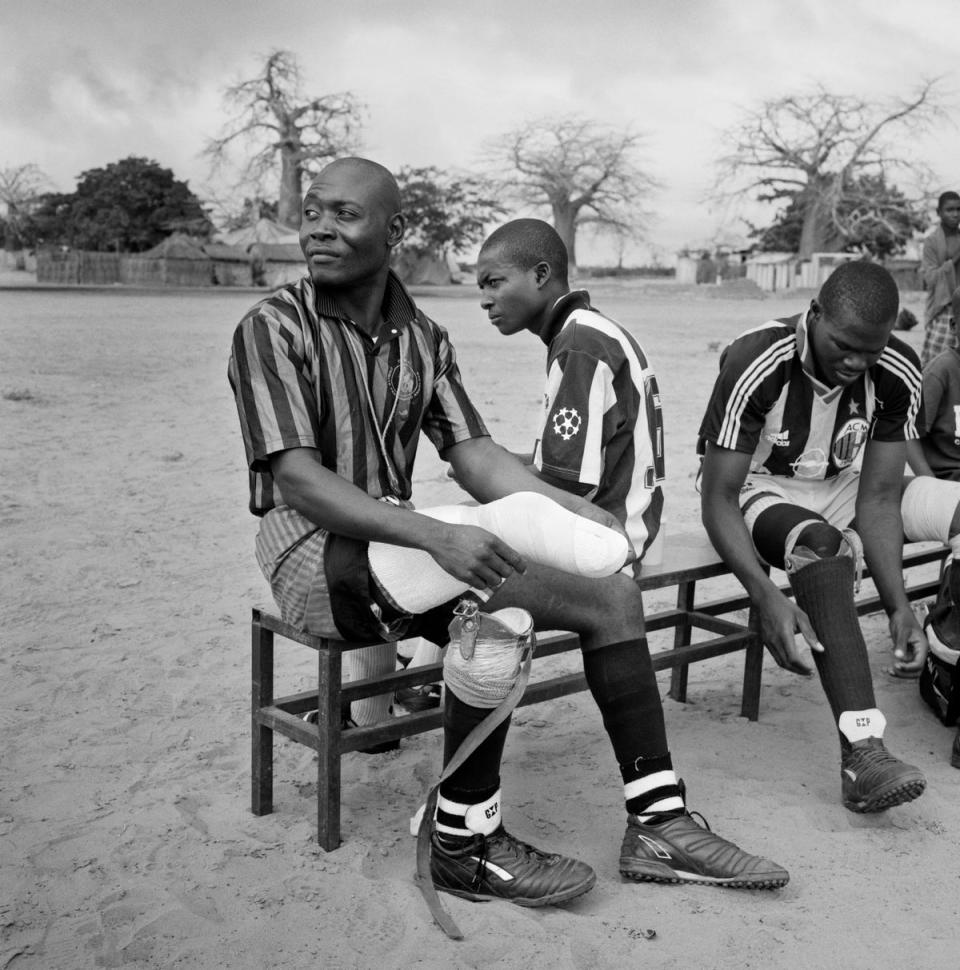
top-left (2, 271), bottom-right (957, 970)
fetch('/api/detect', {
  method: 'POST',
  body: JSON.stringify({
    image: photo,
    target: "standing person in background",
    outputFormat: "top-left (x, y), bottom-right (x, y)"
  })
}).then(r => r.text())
top-left (921, 191), bottom-right (960, 365)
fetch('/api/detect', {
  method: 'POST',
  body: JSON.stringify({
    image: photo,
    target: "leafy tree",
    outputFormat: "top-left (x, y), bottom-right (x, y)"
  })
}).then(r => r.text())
top-left (750, 174), bottom-right (927, 259)
top-left (716, 80), bottom-right (944, 259)
top-left (0, 163), bottom-right (53, 250)
top-left (27, 157), bottom-right (211, 252)
top-left (395, 166), bottom-right (505, 258)
top-left (486, 116), bottom-right (656, 271)
top-left (205, 50), bottom-right (363, 228)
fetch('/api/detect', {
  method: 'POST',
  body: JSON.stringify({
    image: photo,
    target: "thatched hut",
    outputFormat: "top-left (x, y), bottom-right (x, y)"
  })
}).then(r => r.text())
top-left (203, 243), bottom-right (254, 286)
top-left (250, 242), bottom-right (304, 288)
top-left (120, 234), bottom-right (212, 286)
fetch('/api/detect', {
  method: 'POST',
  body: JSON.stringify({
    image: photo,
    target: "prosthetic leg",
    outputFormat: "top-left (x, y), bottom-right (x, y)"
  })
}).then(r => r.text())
top-left (368, 491), bottom-right (630, 613)
top-left (746, 494), bottom-right (926, 812)
top-left (415, 600), bottom-right (595, 939)
top-left (356, 492), bottom-right (628, 735)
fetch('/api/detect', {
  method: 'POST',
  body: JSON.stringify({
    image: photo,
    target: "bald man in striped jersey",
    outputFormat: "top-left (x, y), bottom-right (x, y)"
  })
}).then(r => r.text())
top-left (700, 260), bottom-right (960, 812)
top-left (231, 166), bottom-right (788, 913)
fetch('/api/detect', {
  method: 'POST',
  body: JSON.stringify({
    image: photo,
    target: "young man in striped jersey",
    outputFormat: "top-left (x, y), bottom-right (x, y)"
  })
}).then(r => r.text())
top-left (700, 260), bottom-right (960, 808)
top-left (476, 218), bottom-right (788, 894)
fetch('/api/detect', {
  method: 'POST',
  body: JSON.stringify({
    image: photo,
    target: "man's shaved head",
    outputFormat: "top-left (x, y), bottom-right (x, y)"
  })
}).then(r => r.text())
top-left (818, 260), bottom-right (899, 330)
top-left (299, 157), bottom-right (405, 290)
top-left (309, 157), bottom-right (401, 217)
top-left (480, 218), bottom-right (569, 286)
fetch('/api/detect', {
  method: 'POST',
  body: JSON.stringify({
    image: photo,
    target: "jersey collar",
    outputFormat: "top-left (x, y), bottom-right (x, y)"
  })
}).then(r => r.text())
top-left (797, 307), bottom-right (848, 401)
top-left (542, 289), bottom-right (592, 344)
top-left (311, 269), bottom-right (417, 342)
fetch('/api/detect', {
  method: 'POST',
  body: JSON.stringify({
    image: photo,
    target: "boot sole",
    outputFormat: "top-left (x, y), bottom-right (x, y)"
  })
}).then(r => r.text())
top-left (843, 777), bottom-right (926, 813)
top-left (434, 873), bottom-right (596, 908)
top-left (619, 860), bottom-right (788, 889)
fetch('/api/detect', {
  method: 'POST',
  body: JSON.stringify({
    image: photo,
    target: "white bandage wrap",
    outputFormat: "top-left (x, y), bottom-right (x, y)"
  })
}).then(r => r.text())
top-left (443, 607), bottom-right (532, 709)
top-left (902, 476), bottom-right (960, 546)
top-left (367, 492), bottom-right (630, 614)
top-left (742, 490), bottom-right (791, 533)
top-left (838, 709), bottom-right (886, 744)
top-left (344, 642), bottom-right (395, 725)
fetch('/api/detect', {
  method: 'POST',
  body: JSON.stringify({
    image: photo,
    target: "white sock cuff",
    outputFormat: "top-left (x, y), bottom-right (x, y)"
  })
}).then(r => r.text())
top-left (838, 709), bottom-right (886, 743)
top-left (623, 769), bottom-right (677, 803)
top-left (435, 790), bottom-right (502, 837)
top-left (638, 796), bottom-right (685, 817)
top-left (464, 790), bottom-right (502, 835)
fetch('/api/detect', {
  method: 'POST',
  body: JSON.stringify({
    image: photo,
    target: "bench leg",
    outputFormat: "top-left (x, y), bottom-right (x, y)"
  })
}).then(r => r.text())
top-left (740, 606), bottom-right (764, 722)
top-left (668, 580), bottom-right (695, 703)
top-left (316, 641), bottom-right (343, 851)
top-left (251, 614), bottom-right (274, 816)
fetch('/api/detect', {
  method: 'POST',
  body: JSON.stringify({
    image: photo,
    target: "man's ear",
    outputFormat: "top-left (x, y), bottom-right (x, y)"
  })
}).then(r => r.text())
top-left (534, 260), bottom-right (552, 288)
top-left (387, 213), bottom-right (406, 248)
top-left (809, 299), bottom-right (820, 318)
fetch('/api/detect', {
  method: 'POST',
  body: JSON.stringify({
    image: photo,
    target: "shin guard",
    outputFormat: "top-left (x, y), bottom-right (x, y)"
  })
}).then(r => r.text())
top-left (788, 554), bottom-right (876, 721)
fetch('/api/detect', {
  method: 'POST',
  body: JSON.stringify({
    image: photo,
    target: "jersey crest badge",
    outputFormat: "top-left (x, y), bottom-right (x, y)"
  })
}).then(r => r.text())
top-left (552, 406), bottom-right (582, 441)
top-left (832, 417), bottom-right (870, 468)
top-left (388, 362), bottom-right (421, 402)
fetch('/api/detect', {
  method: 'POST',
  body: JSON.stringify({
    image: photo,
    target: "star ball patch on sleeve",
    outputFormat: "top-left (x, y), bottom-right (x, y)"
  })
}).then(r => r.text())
top-left (552, 406), bottom-right (582, 441)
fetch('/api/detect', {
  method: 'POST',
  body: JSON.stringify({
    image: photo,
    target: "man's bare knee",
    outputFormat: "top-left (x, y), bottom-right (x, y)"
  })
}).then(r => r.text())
top-left (580, 573), bottom-right (645, 638)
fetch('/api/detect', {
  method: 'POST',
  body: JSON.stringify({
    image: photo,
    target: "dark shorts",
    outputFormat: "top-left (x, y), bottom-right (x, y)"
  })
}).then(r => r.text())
top-left (324, 533), bottom-right (457, 644)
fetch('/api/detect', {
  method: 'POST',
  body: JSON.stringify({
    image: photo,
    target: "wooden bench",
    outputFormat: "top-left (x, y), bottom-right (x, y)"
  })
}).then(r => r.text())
top-left (251, 533), bottom-right (948, 850)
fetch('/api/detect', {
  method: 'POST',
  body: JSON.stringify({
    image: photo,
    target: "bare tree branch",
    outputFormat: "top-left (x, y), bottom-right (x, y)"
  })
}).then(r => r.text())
top-left (204, 50), bottom-right (364, 226)
top-left (485, 116), bottom-right (657, 268)
top-left (713, 79), bottom-right (950, 257)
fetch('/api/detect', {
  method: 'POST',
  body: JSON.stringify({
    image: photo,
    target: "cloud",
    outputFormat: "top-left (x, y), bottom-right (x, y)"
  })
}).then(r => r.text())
top-left (2, 0), bottom-right (958, 255)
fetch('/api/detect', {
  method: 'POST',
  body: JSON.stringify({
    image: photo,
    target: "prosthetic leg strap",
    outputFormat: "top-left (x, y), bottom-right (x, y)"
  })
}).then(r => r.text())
top-left (415, 632), bottom-right (536, 941)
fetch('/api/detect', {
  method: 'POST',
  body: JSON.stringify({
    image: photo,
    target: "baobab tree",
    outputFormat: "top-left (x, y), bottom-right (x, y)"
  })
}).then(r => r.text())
top-left (205, 50), bottom-right (363, 227)
top-left (0, 163), bottom-right (52, 251)
top-left (716, 79), bottom-right (945, 259)
top-left (487, 117), bottom-right (657, 272)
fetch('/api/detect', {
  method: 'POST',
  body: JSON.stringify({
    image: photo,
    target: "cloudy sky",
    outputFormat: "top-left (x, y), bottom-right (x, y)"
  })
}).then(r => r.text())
top-left (2, 0), bottom-right (958, 262)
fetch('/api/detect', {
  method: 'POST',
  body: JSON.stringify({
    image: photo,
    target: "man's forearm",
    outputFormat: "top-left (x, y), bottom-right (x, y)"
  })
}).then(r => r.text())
top-left (273, 449), bottom-right (446, 550)
top-left (448, 437), bottom-right (591, 513)
top-left (856, 498), bottom-right (912, 615)
top-left (905, 439), bottom-right (935, 478)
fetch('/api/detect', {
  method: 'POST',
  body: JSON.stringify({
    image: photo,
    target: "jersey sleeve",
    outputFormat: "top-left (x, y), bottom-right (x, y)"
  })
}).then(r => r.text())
top-left (698, 333), bottom-right (787, 455)
top-left (536, 349), bottom-right (612, 487)
top-left (872, 341), bottom-right (923, 442)
top-left (419, 317), bottom-right (489, 454)
top-left (228, 303), bottom-right (321, 472)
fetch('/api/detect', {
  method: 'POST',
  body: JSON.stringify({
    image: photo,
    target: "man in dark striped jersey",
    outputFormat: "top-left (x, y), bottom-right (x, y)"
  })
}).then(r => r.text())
top-left (230, 160), bottom-right (788, 911)
top-left (477, 219), bottom-right (788, 896)
top-left (700, 260), bottom-right (960, 809)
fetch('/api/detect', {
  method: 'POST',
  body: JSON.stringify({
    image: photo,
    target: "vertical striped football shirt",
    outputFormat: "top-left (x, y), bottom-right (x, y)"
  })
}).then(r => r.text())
top-left (228, 270), bottom-right (489, 563)
top-left (698, 310), bottom-right (922, 479)
top-left (533, 290), bottom-right (665, 566)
